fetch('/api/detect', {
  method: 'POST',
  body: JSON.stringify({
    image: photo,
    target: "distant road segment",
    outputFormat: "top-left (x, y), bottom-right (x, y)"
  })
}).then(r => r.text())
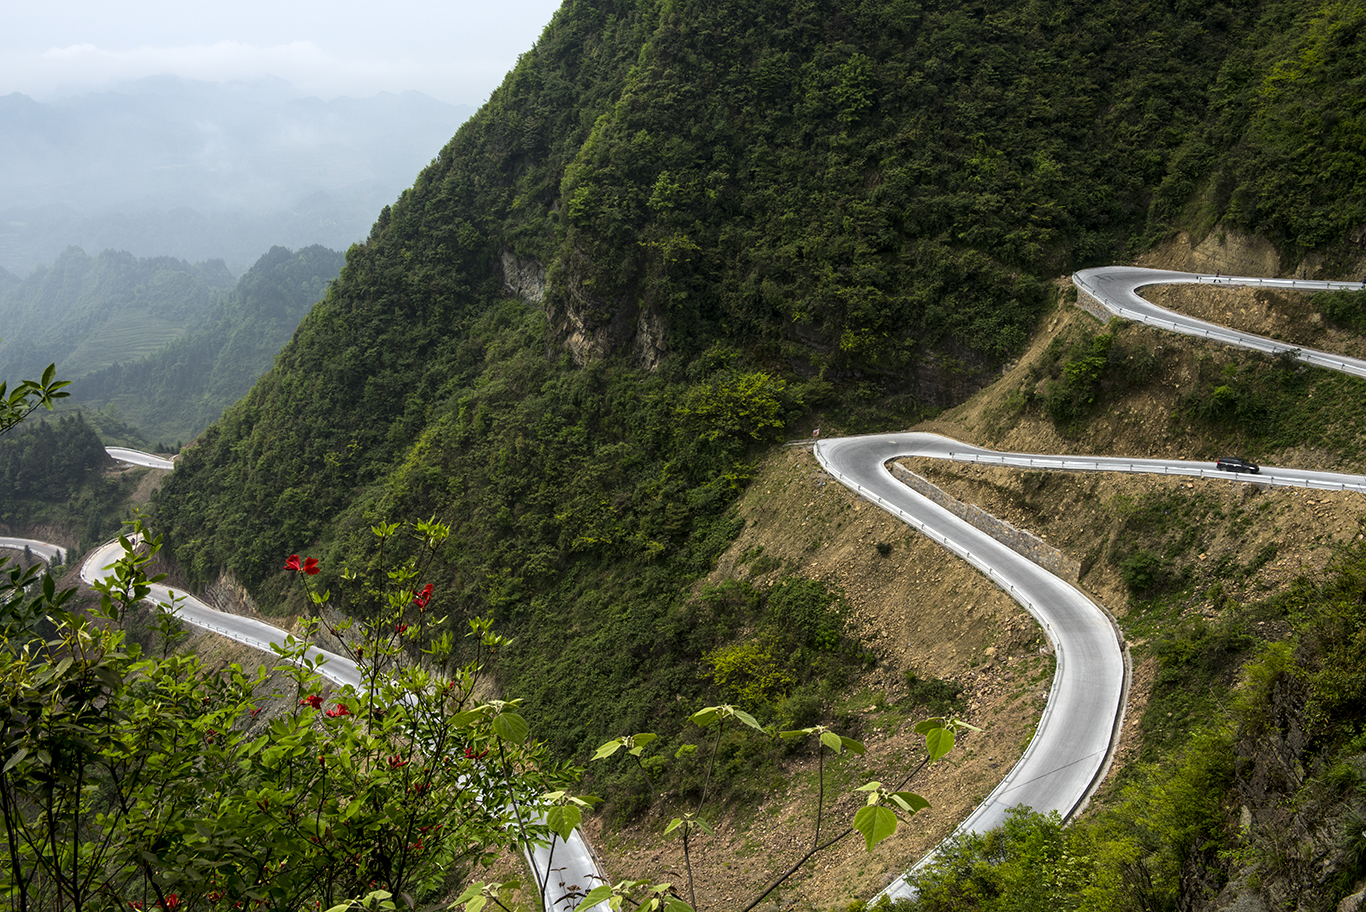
top-left (0, 536), bottom-right (66, 563)
top-left (1074, 267), bottom-right (1366, 379)
top-left (924, 439), bottom-right (1366, 494)
top-left (106, 447), bottom-right (176, 470)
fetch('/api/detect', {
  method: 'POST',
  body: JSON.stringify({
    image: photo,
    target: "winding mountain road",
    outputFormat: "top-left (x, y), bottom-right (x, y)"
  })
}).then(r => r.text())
top-left (836, 268), bottom-right (1366, 902)
top-left (8, 268), bottom-right (1363, 908)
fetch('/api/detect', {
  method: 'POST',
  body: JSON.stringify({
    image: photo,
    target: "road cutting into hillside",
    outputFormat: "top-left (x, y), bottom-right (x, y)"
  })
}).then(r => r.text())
top-left (1074, 267), bottom-right (1366, 379)
top-left (51, 269), bottom-right (1366, 908)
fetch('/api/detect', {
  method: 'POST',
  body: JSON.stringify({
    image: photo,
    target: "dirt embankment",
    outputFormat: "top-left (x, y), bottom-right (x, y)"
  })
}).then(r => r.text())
top-left (589, 444), bottom-right (1053, 910)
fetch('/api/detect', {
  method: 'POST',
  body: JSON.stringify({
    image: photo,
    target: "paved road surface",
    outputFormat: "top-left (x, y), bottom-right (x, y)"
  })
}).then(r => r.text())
top-left (0, 536), bottom-right (66, 563)
top-left (105, 446), bottom-right (176, 470)
top-left (817, 434), bottom-right (1129, 903)
top-left (1074, 267), bottom-right (1366, 379)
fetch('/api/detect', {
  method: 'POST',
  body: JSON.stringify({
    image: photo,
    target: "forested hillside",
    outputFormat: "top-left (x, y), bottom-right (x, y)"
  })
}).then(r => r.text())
top-left (0, 247), bottom-right (234, 381)
top-left (0, 412), bottom-right (141, 549)
top-left (153, 0), bottom-right (1366, 807)
top-left (68, 245), bottom-right (344, 443)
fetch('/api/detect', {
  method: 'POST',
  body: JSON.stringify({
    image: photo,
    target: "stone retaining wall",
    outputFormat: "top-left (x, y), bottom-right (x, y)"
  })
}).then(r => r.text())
top-left (1074, 287), bottom-right (1114, 323)
top-left (889, 462), bottom-right (1082, 583)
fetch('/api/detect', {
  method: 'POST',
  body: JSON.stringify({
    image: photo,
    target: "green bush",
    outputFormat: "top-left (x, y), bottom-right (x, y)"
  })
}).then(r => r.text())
top-left (903, 670), bottom-right (964, 716)
top-left (703, 636), bottom-right (796, 706)
top-left (1121, 550), bottom-right (1169, 597)
top-left (768, 576), bottom-right (847, 650)
top-left (1315, 289), bottom-right (1366, 334)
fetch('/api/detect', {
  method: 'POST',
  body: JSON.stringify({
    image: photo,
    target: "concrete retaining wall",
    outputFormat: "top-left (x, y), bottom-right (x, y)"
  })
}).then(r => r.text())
top-left (889, 462), bottom-right (1082, 583)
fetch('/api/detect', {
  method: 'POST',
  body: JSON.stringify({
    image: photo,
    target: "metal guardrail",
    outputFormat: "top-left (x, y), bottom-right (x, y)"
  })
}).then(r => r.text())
top-left (944, 452), bottom-right (1366, 493)
top-left (1072, 272), bottom-right (1366, 381)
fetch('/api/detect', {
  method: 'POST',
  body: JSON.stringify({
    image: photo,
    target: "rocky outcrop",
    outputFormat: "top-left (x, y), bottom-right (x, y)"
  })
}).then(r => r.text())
top-left (538, 245), bottom-right (668, 371)
top-left (203, 571), bottom-right (264, 619)
top-left (1202, 670), bottom-right (1366, 912)
top-left (501, 249), bottom-right (546, 305)
top-left (911, 347), bottom-right (1003, 408)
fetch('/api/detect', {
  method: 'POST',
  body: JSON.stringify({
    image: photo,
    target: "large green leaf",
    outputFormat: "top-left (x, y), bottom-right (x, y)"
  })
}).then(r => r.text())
top-left (575, 885), bottom-right (616, 911)
top-left (492, 711), bottom-right (529, 744)
top-left (852, 805), bottom-right (898, 851)
top-left (925, 726), bottom-right (955, 761)
top-left (546, 804), bottom-right (581, 841)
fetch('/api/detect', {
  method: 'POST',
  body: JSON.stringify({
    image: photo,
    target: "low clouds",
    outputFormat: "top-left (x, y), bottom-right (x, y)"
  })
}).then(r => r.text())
top-left (0, 0), bottom-right (564, 105)
top-left (1, 40), bottom-right (504, 103)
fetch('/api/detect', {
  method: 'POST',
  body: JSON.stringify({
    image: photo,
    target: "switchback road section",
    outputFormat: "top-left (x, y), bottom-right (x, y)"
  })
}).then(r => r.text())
top-left (823, 266), bottom-right (1366, 902)
top-left (816, 434), bottom-right (1129, 904)
top-left (1074, 267), bottom-right (1366, 380)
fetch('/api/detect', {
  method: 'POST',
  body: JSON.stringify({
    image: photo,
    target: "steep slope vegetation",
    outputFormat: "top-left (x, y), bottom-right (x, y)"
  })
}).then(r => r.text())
top-left (67, 245), bottom-right (344, 443)
top-left (153, 0), bottom-right (1366, 789)
top-left (0, 412), bottom-right (146, 551)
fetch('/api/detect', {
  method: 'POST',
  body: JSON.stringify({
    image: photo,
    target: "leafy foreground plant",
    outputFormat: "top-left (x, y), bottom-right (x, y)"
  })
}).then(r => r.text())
top-left (0, 362), bottom-right (68, 439)
top-left (0, 519), bottom-right (573, 912)
top-left (578, 713), bottom-right (969, 912)
top-left (0, 513), bottom-right (964, 912)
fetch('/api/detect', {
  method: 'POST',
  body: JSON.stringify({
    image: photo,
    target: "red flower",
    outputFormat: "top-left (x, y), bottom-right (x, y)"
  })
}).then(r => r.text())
top-left (300, 694), bottom-right (323, 710)
top-left (285, 555), bottom-right (320, 574)
top-left (388, 753), bottom-right (408, 769)
top-left (161, 895), bottom-right (179, 910)
top-left (249, 706), bottom-right (261, 718)
top-left (414, 584), bottom-right (433, 609)
top-left (394, 623), bottom-right (408, 635)
top-left (325, 703), bottom-right (352, 719)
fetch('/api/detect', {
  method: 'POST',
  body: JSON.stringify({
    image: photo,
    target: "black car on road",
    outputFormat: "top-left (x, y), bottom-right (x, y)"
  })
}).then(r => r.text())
top-left (1216, 456), bottom-right (1260, 474)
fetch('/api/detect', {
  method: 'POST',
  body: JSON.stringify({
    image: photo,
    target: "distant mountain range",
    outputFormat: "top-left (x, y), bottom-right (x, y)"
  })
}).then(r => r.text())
top-left (0, 76), bottom-right (473, 274)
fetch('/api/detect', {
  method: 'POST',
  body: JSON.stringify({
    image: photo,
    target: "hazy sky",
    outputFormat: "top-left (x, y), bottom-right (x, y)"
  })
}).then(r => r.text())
top-left (1, 0), bottom-right (565, 105)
